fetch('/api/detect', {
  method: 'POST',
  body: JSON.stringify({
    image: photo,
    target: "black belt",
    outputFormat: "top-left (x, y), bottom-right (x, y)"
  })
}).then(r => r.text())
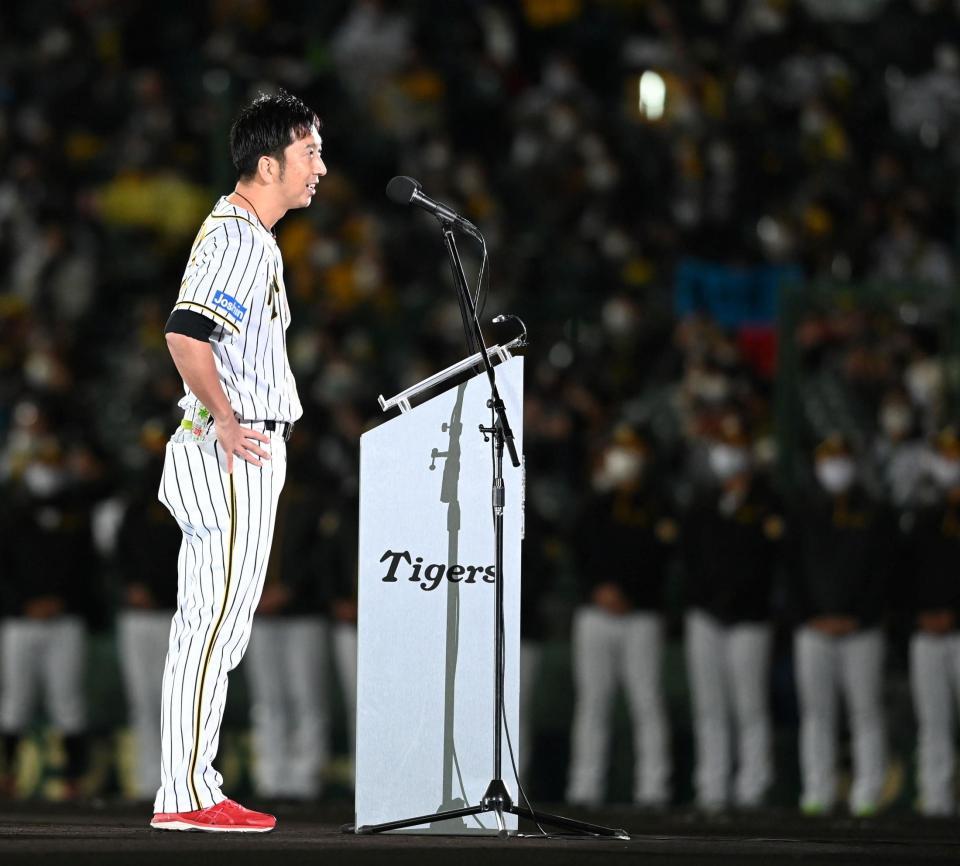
top-left (242, 420), bottom-right (294, 442)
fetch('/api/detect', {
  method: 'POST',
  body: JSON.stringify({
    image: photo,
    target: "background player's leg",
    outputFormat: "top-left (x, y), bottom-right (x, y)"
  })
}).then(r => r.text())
top-left (795, 626), bottom-right (839, 813)
top-left (284, 616), bottom-right (329, 798)
top-left (43, 617), bottom-right (88, 793)
top-left (42, 615), bottom-right (88, 735)
top-left (841, 628), bottom-right (887, 815)
top-left (622, 610), bottom-right (670, 808)
top-left (728, 622), bottom-right (773, 808)
top-left (0, 619), bottom-right (42, 788)
top-left (246, 618), bottom-right (288, 797)
top-left (948, 634), bottom-right (960, 807)
top-left (566, 606), bottom-right (619, 806)
top-left (118, 610), bottom-right (169, 799)
top-left (910, 632), bottom-right (954, 816)
top-left (686, 609), bottom-right (731, 811)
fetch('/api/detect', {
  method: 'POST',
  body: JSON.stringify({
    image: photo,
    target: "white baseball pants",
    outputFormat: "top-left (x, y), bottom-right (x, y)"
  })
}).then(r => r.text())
top-left (118, 610), bottom-right (170, 799)
top-left (795, 626), bottom-right (887, 813)
top-left (566, 606), bottom-right (670, 806)
top-left (153, 435), bottom-right (286, 813)
top-left (910, 631), bottom-right (960, 816)
top-left (685, 609), bottom-right (773, 810)
top-left (0, 616), bottom-right (87, 734)
top-left (246, 616), bottom-right (330, 798)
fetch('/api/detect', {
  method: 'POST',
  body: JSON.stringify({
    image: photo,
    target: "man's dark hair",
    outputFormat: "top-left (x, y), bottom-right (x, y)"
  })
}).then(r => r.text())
top-left (230, 90), bottom-right (321, 180)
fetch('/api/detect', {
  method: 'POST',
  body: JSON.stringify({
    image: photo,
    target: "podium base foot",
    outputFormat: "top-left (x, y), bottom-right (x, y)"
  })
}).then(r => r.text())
top-left (352, 783), bottom-right (630, 839)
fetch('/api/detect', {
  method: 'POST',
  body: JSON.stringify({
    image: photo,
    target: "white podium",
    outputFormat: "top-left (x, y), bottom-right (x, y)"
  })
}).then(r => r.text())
top-left (355, 355), bottom-right (524, 833)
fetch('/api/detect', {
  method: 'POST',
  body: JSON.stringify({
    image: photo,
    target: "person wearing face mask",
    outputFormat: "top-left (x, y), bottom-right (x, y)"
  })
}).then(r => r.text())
top-left (872, 389), bottom-right (930, 510)
top-left (680, 414), bottom-right (783, 812)
top-left (787, 434), bottom-right (894, 817)
top-left (906, 427), bottom-right (960, 816)
top-left (566, 426), bottom-right (677, 808)
top-left (0, 416), bottom-right (110, 801)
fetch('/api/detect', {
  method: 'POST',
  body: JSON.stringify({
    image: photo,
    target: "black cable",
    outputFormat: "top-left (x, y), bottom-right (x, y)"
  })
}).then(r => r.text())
top-left (475, 235), bottom-right (490, 319)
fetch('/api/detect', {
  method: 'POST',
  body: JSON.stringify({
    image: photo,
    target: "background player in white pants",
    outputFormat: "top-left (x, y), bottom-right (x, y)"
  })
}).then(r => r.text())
top-left (681, 415), bottom-right (782, 811)
top-left (906, 427), bottom-right (960, 816)
top-left (566, 427), bottom-right (676, 808)
top-left (788, 435), bottom-right (893, 817)
top-left (0, 403), bottom-right (106, 798)
top-left (150, 91), bottom-right (326, 833)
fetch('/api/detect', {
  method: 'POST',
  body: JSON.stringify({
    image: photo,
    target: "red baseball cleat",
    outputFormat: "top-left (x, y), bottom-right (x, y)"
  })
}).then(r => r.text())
top-left (151, 798), bottom-right (276, 832)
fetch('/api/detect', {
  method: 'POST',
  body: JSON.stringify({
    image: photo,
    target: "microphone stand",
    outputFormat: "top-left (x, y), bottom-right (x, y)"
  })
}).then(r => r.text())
top-left (354, 217), bottom-right (628, 839)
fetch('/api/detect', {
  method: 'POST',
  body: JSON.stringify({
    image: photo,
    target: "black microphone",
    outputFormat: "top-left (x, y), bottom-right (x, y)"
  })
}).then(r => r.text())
top-left (385, 176), bottom-right (480, 237)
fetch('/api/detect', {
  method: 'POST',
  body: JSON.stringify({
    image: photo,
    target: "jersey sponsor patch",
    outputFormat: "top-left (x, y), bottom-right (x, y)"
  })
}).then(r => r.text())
top-left (212, 290), bottom-right (248, 323)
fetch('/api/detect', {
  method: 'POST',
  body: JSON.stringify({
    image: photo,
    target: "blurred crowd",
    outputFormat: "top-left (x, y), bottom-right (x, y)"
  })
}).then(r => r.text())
top-left (2, 0), bottom-right (960, 814)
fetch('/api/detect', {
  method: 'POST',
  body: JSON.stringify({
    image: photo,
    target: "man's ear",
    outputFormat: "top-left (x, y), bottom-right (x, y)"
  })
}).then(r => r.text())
top-left (256, 154), bottom-right (277, 184)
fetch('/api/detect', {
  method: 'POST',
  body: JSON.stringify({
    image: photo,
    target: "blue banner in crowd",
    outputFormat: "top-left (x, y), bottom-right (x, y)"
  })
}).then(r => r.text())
top-left (674, 258), bottom-right (801, 328)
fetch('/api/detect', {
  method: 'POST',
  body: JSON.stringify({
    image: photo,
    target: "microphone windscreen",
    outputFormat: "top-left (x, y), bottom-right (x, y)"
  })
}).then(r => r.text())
top-left (386, 175), bottom-right (420, 205)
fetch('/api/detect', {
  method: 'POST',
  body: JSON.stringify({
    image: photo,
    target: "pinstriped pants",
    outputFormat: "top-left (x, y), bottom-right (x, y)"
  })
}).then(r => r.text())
top-left (153, 435), bottom-right (286, 813)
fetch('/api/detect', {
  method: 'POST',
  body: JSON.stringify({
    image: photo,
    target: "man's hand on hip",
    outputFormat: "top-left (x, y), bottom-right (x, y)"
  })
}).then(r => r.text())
top-left (215, 415), bottom-right (271, 473)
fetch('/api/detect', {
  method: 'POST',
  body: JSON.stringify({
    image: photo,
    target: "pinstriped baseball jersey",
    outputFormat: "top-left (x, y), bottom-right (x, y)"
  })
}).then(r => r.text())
top-left (173, 196), bottom-right (303, 423)
top-left (154, 195), bottom-right (302, 816)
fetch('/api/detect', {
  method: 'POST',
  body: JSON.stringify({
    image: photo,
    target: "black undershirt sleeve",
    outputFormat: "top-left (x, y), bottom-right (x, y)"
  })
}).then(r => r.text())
top-left (164, 310), bottom-right (216, 341)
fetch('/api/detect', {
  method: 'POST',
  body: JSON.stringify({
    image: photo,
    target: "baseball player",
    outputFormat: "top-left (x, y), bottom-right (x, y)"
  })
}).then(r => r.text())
top-left (787, 434), bottom-right (893, 817)
top-left (149, 91), bottom-right (326, 833)
top-left (681, 413), bottom-right (781, 812)
top-left (907, 427), bottom-right (960, 816)
top-left (566, 426), bottom-right (676, 808)
top-left (0, 404), bottom-right (107, 800)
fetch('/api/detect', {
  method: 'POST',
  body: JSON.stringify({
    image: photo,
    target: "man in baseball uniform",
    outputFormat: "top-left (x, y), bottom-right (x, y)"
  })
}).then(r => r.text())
top-left (566, 426), bottom-right (676, 808)
top-left (788, 434), bottom-right (893, 817)
top-left (907, 427), bottom-right (960, 816)
top-left (150, 90), bottom-right (325, 832)
top-left (681, 413), bottom-right (782, 812)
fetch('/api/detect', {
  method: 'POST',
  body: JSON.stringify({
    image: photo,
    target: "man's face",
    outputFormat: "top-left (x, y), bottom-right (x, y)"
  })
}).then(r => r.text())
top-left (276, 125), bottom-right (326, 209)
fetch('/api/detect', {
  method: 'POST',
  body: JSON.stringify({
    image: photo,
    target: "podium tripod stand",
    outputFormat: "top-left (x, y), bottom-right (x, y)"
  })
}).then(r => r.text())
top-left (351, 213), bottom-right (628, 840)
